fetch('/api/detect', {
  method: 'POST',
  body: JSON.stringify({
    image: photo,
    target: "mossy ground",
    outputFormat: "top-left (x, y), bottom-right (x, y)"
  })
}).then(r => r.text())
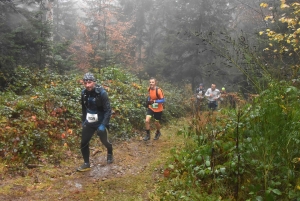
top-left (0, 119), bottom-right (186, 201)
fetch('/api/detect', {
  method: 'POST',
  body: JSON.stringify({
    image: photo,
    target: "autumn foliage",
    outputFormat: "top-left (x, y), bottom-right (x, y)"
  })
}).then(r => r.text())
top-left (260, 1), bottom-right (300, 78)
top-left (70, 0), bottom-right (136, 71)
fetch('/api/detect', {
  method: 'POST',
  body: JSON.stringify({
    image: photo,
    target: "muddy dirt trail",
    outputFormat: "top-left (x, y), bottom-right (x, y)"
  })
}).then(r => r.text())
top-left (0, 120), bottom-right (186, 201)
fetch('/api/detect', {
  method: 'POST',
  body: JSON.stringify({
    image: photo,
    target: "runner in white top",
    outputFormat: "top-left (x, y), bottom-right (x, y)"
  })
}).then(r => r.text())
top-left (205, 84), bottom-right (220, 110)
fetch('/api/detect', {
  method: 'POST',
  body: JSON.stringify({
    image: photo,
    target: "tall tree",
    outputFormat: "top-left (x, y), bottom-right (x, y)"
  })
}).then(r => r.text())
top-left (0, 0), bottom-right (52, 86)
top-left (70, 0), bottom-right (135, 71)
top-left (259, 0), bottom-right (300, 80)
top-left (50, 0), bottom-right (79, 72)
top-left (127, 0), bottom-right (236, 88)
top-left (53, 0), bottom-right (79, 42)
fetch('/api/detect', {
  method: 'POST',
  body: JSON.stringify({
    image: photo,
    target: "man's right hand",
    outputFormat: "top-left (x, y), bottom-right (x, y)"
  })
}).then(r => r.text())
top-left (147, 100), bottom-right (154, 105)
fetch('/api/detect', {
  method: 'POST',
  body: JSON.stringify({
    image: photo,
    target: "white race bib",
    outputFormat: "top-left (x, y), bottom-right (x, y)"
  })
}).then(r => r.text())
top-left (151, 103), bottom-right (158, 109)
top-left (86, 113), bottom-right (98, 123)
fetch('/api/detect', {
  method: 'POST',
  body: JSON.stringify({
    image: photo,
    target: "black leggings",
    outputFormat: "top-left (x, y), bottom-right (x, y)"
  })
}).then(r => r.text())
top-left (81, 125), bottom-right (113, 164)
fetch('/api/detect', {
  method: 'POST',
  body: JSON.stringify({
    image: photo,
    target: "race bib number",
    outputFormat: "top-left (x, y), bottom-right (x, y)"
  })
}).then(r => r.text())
top-left (152, 103), bottom-right (158, 109)
top-left (86, 113), bottom-right (98, 123)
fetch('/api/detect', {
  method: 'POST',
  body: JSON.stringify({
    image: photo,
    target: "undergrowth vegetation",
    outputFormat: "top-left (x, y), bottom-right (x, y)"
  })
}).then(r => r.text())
top-left (151, 80), bottom-right (300, 200)
top-left (2, 65), bottom-right (299, 200)
top-left (0, 66), bottom-right (190, 171)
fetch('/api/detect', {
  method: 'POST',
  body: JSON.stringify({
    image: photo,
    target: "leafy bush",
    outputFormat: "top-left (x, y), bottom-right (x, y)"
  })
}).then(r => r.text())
top-left (152, 80), bottom-right (300, 200)
top-left (0, 66), bottom-right (190, 168)
top-left (0, 67), bottom-right (82, 165)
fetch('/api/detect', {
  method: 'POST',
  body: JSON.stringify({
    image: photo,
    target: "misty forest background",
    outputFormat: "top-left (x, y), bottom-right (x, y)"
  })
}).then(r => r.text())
top-left (1, 0), bottom-right (300, 200)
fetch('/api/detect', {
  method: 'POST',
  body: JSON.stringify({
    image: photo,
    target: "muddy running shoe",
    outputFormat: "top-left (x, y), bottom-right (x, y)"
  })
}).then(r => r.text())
top-left (143, 133), bottom-right (150, 141)
top-left (154, 131), bottom-right (161, 140)
top-left (107, 154), bottom-right (114, 164)
top-left (77, 163), bottom-right (91, 172)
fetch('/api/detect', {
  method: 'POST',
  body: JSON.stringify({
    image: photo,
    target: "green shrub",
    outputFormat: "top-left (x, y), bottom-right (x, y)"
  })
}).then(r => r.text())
top-left (0, 65), bottom-right (190, 167)
top-left (153, 80), bottom-right (300, 200)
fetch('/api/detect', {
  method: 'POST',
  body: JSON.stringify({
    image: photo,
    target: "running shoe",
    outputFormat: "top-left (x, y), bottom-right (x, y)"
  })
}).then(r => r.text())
top-left (77, 163), bottom-right (91, 172)
top-left (107, 154), bottom-right (114, 164)
top-left (154, 131), bottom-right (161, 140)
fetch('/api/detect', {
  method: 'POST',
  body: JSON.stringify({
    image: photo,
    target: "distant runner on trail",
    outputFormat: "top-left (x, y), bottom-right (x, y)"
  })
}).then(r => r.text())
top-left (219, 87), bottom-right (227, 108)
top-left (143, 77), bottom-right (165, 141)
top-left (195, 83), bottom-right (206, 112)
top-left (205, 83), bottom-right (220, 111)
top-left (77, 72), bottom-right (114, 172)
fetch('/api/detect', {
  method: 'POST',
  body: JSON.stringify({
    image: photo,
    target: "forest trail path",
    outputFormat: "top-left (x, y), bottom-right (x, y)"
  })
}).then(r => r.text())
top-left (0, 118), bottom-right (189, 201)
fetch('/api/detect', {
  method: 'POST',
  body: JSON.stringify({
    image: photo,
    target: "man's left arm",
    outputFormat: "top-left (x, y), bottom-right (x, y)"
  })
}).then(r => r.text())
top-left (100, 90), bottom-right (112, 127)
top-left (155, 88), bottom-right (165, 103)
top-left (216, 90), bottom-right (221, 99)
top-left (81, 91), bottom-right (87, 123)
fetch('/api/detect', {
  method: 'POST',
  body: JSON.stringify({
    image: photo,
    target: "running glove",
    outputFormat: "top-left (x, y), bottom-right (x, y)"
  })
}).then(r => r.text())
top-left (147, 100), bottom-right (154, 105)
top-left (98, 124), bottom-right (106, 132)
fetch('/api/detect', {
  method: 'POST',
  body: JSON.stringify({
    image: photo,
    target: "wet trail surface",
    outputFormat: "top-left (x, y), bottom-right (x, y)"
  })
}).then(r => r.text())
top-left (0, 123), bottom-right (184, 201)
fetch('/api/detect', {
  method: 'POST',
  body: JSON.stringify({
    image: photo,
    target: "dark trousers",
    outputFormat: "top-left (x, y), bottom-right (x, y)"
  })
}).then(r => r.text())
top-left (81, 125), bottom-right (113, 164)
top-left (208, 101), bottom-right (218, 110)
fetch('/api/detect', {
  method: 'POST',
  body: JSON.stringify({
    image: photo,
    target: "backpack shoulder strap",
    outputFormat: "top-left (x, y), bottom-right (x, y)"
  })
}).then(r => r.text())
top-left (149, 87), bottom-right (163, 99)
top-left (156, 87), bottom-right (164, 99)
top-left (95, 85), bottom-right (104, 95)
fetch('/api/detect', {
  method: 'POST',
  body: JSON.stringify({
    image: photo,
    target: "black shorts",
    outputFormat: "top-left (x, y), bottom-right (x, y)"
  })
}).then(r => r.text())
top-left (147, 108), bottom-right (162, 121)
top-left (208, 101), bottom-right (218, 110)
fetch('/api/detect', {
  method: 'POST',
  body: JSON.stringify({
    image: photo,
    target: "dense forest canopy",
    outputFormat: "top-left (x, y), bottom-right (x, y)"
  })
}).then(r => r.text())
top-left (0, 0), bottom-right (299, 92)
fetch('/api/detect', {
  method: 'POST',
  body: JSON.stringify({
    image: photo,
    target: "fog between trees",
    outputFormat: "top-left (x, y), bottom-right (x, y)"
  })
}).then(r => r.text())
top-left (0, 0), bottom-right (295, 94)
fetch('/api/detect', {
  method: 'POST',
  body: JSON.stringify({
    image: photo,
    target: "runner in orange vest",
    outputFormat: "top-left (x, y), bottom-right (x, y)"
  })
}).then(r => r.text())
top-left (143, 77), bottom-right (165, 141)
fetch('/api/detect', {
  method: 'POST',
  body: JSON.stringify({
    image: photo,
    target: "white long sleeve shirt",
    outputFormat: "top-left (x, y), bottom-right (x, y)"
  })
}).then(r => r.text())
top-left (205, 88), bottom-right (220, 101)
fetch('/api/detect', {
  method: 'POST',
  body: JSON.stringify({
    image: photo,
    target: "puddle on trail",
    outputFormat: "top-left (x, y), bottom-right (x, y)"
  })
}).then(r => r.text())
top-left (66, 180), bottom-right (83, 191)
top-left (71, 140), bottom-right (156, 187)
top-left (87, 155), bottom-right (120, 178)
top-left (90, 164), bottom-right (112, 178)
